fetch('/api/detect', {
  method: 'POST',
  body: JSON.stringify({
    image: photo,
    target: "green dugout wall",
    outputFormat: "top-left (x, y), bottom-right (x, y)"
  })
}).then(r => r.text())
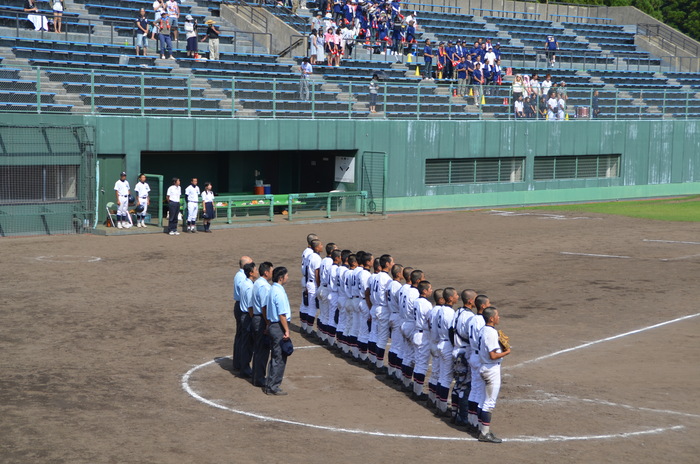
top-left (1, 114), bottom-right (699, 234)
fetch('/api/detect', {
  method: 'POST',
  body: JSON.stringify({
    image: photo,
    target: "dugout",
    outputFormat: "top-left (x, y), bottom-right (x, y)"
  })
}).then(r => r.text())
top-left (140, 150), bottom-right (358, 196)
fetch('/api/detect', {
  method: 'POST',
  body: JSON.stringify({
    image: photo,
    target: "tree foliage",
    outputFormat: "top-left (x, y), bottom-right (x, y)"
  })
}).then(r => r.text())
top-left (543, 0), bottom-right (700, 41)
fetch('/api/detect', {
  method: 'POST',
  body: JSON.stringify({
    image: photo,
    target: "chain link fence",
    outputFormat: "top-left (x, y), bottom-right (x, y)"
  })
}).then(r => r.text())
top-left (0, 125), bottom-right (95, 236)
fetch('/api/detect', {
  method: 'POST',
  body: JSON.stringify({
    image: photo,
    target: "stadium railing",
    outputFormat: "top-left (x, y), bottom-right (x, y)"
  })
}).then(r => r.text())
top-left (286, 191), bottom-right (369, 222)
top-left (2, 64), bottom-right (700, 120)
top-left (171, 191), bottom-right (368, 224)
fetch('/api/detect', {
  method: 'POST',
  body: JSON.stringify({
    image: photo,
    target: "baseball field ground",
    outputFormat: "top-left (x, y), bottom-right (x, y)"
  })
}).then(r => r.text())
top-left (1, 204), bottom-right (698, 463)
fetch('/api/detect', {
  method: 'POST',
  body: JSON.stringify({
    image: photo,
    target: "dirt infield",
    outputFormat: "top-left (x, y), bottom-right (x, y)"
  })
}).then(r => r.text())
top-left (1, 210), bottom-right (699, 463)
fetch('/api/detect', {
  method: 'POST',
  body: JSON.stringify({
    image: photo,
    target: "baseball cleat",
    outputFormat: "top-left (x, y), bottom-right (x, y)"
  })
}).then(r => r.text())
top-left (478, 433), bottom-right (502, 443)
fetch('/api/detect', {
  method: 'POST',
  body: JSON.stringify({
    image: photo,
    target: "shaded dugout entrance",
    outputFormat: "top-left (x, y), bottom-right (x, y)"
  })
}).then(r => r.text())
top-left (140, 150), bottom-right (358, 195)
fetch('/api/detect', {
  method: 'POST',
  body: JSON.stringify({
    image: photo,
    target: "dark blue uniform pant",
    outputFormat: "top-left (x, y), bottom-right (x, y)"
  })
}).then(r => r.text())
top-left (266, 322), bottom-right (288, 393)
top-left (251, 315), bottom-right (270, 387)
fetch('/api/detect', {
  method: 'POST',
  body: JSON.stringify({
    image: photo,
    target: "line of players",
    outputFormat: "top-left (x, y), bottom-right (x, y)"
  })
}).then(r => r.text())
top-left (299, 234), bottom-right (511, 443)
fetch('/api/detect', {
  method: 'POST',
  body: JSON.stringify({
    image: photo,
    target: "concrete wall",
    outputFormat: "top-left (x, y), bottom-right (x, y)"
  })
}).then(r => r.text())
top-left (2, 114), bottom-right (699, 232)
top-left (221, 4), bottom-right (306, 56)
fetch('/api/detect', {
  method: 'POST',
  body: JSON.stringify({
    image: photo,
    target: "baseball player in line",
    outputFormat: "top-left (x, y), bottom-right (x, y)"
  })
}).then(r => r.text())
top-left (475, 306), bottom-right (510, 443)
top-left (411, 280), bottom-right (434, 400)
top-left (451, 289), bottom-right (477, 425)
top-left (434, 287), bottom-right (458, 416)
top-left (326, 249), bottom-right (342, 347)
top-left (366, 257), bottom-right (382, 366)
top-left (370, 255), bottom-right (393, 372)
top-left (427, 288), bottom-right (445, 407)
top-left (466, 295), bottom-right (490, 432)
top-left (317, 243), bottom-right (337, 343)
top-left (299, 234), bottom-right (318, 333)
top-left (385, 264), bottom-right (405, 380)
top-left (333, 250), bottom-right (351, 350)
top-left (113, 171), bottom-right (131, 229)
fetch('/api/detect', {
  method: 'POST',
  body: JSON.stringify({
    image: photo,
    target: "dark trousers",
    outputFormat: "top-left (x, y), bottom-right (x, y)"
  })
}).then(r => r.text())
top-left (265, 322), bottom-right (288, 393)
top-left (232, 301), bottom-right (243, 370)
top-left (239, 311), bottom-right (253, 376)
top-left (167, 201), bottom-right (179, 232)
top-left (251, 315), bottom-right (270, 387)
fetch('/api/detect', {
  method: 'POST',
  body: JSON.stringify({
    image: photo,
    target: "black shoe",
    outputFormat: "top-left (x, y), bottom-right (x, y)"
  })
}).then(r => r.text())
top-left (413, 393), bottom-right (429, 402)
top-left (478, 432), bottom-right (502, 443)
top-left (269, 389), bottom-right (288, 396)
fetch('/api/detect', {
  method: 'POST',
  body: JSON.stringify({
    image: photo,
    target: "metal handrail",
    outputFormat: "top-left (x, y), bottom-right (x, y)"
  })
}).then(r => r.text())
top-left (637, 23), bottom-right (700, 59)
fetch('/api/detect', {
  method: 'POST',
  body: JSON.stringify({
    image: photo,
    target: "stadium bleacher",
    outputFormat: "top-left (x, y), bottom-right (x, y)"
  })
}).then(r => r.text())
top-left (0, 0), bottom-right (697, 119)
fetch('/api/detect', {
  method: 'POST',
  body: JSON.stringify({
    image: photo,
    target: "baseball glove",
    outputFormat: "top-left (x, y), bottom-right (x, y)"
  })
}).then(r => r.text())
top-left (498, 329), bottom-right (511, 351)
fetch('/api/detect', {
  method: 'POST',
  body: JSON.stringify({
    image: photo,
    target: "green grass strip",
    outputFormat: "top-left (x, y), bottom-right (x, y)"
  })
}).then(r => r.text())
top-left (517, 195), bottom-right (700, 222)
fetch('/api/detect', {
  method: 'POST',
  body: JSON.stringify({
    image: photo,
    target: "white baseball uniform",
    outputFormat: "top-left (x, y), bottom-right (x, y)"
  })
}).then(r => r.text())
top-left (356, 267), bottom-right (372, 360)
top-left (305, 251), bottom-right (322, 333)
top-left (386, 279), bottom-right (404, 378)
top-left (467, 312), bottom-right (486, 425)
top-left (370, 270), bottom-right (392, 368)
top-left (318, 255), bottom-right (334, 340)
top-left (184, 183), bottom-right (200, 227)
top-left (477, 325), bottom-right (503, 413)
top-left (412, 296), bottom-right (433, 396)
top-left (114, 179), bottom-right (130, 222)
top-left (134, 180), bottom-right (150, 219)
top-left (434, 304), bottom-right (455, 413)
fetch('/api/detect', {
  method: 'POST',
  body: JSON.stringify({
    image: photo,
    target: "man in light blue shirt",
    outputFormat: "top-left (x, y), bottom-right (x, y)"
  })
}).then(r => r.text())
top-left (264, 267), bottom-right (291, 396)
top-left (251, 261), bottom-right (273, 388)
top-left (232, 256), bottom-right (252, 372)
top-left (238, 262), bottom-right (257, 378)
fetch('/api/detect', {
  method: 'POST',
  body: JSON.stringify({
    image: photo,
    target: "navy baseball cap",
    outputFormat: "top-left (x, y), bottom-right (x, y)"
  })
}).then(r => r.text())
top-left (120, 171), bottom-right (127, 176)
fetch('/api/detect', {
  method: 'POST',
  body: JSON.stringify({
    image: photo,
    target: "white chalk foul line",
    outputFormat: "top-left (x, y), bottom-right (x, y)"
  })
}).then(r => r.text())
top-left (644, 239), bottom-right (700, 245)
top-left (509, 312), bottom-right (700, 369)
top-left (560, 252), bottom-right (632, 259)
top-left (505, 426), bottom-right (684, 443)
top-left (182, 358), bottom-right (688, 443)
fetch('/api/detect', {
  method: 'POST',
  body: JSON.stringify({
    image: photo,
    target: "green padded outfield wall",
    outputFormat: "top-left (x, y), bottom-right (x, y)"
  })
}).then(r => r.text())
top-left (2, 114), bottom-right (699, 232)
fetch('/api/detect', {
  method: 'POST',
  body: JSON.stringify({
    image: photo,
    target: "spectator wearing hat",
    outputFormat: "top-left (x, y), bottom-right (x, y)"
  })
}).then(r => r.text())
top-left (200, 19), bottom-right (220, 60)
top-left (157, 12), bottom-right (174, 59)
top-left (444, 41), bottom-right (455, 79)
top-left (184, 15), bottom-right (198, 58)
top-left (311, 11), bottom-right (322, 32)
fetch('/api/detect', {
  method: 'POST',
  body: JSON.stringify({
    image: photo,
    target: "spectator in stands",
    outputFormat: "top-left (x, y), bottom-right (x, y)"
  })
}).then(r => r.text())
top-left (456, 57), bottom-right (468, 97)
top-left (324, 27), bottom-right (335, 65)
top-left (592, 90), bottom-right (600, 118)
top-left (312, 11), bottom-right (322, 33)
top-left (369, 73), bottom-right (379, 113)
top-left (528, 73), bottom-right (541, 105)
top-left (541, 74), bottom-right (553, 99)
top-left (333, 0), bottom-right (343, 25)
top-left (166, 0), bottom-right (180, 42)
top-left (342, 22), bottom-right (356, 59)
top-left (158, 13), bottom-right (174, 59)
top-left (443, 41), bottom-right (454, 79)
top-left (201, 20), bottom-right (220, 60)
top-left (184, 15), bottom-right (198, 58)
top-left (291, 0), bottom-right (300, 15)
top-left (135, 8), bottom-right (149, 56)
top-left (524, 96), bottom-right (536, 119)
top-left (558, 81), bottom-right (568, 102)
top-left (52, 0), bottom-right (63, 34)
top-left (514, 94), bottom-right (524, 119)
top-left (493, 58), bottom-right (502, 85)
top-left (24, 0), bottom-right (49, 31)
top-left (152, 0), bottom-right (164, 19)
top-left (484, 46), bottom-right (496, 69)
top-left (300, 57), bottom-right (312, 101)
top-left (315, 28), bottom-right (325, 64)
top-left (547, 90), bottom-right (558, 121)
top-left (545, 35), bottom-right (558, 67)
top-left (422, 39), bottom-right (434, 81)
top-left (334, 27), bottom-right (343, 65)
top-left (309, 29), bottom-right (319, 65)
top-left (493, 42), bottom-right (501, 61)
top-left (151, 10), bottom-right (162, 55)
top-left (436, 42), bottom-right (447, 80)
top-left (405, 20), bottom-right (416, 56)
top-left (511, 74), bottom-right (524, 103)
top-left (557, 91), bottom-right (567, 120)
top-left (538, 94), bottom-right (547, 119)
top-left (323, 12), bottom-right (336, 33)
top-left (472, 62), bottom-right (484, 106)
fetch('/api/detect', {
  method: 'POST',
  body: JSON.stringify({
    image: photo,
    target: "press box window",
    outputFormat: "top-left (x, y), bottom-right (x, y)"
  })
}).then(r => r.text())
top-left (533, 155), bottom-right (620, 180)
top-left (425, 157), bottom-right (525, 185)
